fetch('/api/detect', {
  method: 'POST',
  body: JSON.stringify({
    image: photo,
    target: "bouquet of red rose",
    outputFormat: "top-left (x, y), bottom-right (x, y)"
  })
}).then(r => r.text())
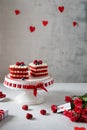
top-left (63, 93), bottom-right (87, 122)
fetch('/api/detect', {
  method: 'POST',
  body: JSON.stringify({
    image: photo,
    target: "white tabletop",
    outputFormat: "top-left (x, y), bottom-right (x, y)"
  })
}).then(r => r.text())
top-left (0, 83), bottom-right (87, 130)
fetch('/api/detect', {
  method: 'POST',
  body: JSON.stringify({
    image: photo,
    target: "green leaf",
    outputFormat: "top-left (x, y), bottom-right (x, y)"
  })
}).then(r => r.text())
top-left (83, 97), bottom-right (87, 101)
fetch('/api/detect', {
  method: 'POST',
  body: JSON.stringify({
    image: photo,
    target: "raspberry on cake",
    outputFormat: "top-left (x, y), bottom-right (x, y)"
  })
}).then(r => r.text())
top-left (9, 62), bottom-right (29, 79)
top-left (29, 60), bottom-right (48, 77)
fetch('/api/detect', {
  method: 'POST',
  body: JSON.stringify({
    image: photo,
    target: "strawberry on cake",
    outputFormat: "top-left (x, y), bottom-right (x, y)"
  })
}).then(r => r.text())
top-left (9, 62), bottom-right (29, 79)
top-left (29, 60), bottom-right (48, 77)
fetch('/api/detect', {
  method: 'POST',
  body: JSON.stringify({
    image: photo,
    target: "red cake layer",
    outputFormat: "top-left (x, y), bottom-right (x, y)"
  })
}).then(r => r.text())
top-left (29, 65), bottom-right (48, 69)
top-left (29, 68), bottom-right (48, 73)
top-left (9, 74), bottom-right (29, 79)
top-left (10, 72), bottom-right (29, 75)
top-left (30, 72), bottom-right (48, 77)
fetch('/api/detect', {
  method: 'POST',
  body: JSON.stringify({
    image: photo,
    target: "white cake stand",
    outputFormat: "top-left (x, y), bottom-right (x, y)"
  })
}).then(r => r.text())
top-left (4, 75), bottom-right (54, 105)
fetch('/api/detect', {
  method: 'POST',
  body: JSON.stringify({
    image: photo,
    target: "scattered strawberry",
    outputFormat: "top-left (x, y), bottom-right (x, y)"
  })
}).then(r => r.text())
top-left (51, 104), bottom-right (57, 113)
top-left (0, 92), bottom-right (6, 99)
top-left (26, 113), bottom-right (33, 119)
top-left (0, 92), bottom-right (2, 95)
top-left (22, 105), bottom-right (28, 110)
top-left (40, 109), bottom-right (46, 115)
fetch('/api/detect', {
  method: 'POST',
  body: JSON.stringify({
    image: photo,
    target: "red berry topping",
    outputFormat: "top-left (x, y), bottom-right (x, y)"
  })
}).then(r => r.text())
top-left (0, 92), bottom-right (3, 95)
top-left (33, 60), bottom-right (38, 64)
top-left (39, 60), bottom-right (43, 64)
top-left (51, 104), bottom-right (57, 113)
top-left (40, 109), bottom-right (46, 115)
top-left (26, 113), bottom-right (33, 119)
top-left (16, 62), bottom-right (20, 66)
top-left (20, 61), bottom-right (24, 64)
top-left (22, 105), bottom-right (28, 110)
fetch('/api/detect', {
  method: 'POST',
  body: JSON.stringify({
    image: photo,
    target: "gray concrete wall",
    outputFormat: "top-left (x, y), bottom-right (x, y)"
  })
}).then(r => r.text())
top-left (0, 0), bottom-right (87, 82)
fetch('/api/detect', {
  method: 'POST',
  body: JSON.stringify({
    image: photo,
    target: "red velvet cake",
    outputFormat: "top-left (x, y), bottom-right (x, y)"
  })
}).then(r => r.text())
top-left (9, 62), bottom-right (29, 79)
top-left (29, 60), bottom-right (48, 77)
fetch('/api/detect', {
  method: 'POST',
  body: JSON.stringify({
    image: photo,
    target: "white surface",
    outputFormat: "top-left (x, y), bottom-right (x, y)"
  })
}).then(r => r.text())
top-left (0, 83), bottom-right (87, 130)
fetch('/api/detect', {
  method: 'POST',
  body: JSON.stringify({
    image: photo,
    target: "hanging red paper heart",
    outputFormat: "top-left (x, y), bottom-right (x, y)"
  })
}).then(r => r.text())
top-left (42, 20), bottom-right (48, 26)
top-left (73, 21), bottom-right (78, 27)
top-left (15, 10), bottom-right (21, 15)
top-left (58, 6), bottom-right (64, 12)
top-left (29, 26), bottom-right (36, 32)
top-left (74, 127), bottom-right (86, 130)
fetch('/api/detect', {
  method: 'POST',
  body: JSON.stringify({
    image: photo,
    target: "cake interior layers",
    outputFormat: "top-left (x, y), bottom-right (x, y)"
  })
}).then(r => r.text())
top-left (10, 70), bottom-right (28, 75)
top-left (9, 64), bottom-right (29, 79)
top-left (9, 74), bottom-right (29, 79)
top-left (29, 67), bottom-right (48, 73)
top-left (30, 72), bottom-right (48, 77)
top-left (29, 62), bottom-right (48, 77)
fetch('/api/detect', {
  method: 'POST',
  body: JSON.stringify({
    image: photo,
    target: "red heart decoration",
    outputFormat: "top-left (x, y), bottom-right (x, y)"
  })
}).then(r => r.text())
top-left (74, 127), bottom-right (86, 130)
top-left (58, 6), bottom-right (64, 12)
top-left (42, 20), bottom-right (48, 26)
top-left (15, 10), bottom-right (21, 15)
top-left (29, 26), bottom-right (35, 32)
top-left (73, 21), bottom-right (78, 27)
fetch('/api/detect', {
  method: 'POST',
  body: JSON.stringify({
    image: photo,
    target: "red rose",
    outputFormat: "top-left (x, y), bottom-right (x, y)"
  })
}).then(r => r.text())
top-left (74, 107), bottom-right (82, 114)
top-left (82, 108), bottom-right (87, 115)
top-left (82, 114), bottom-right (87, 122)
top-left (70, 115), bottom-right (78, 122)
top-left (74, 98), bottom-right (82, 108)
top-left (63, 110), bottom-right (70, 117)
top-left (65, 96), bottom-right (72, 103)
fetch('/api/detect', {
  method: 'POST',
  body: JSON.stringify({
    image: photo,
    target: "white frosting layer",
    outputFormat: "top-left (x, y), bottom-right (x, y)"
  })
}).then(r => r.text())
top-left (30, 71), bottom-right (48, 75)
top-left (10, 70), bottom-right (28, 73)
top-left (9, 74), bottom-right (29, 78)
top-left (29, 62), bottom-right (47, 68)
top-left (30, 67), bottom-right (47, 72)
top-left (9, 65), bottom-right (28, 69)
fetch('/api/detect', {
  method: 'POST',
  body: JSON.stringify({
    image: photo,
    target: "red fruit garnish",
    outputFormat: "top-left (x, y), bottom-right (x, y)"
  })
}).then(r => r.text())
top-left (51, 104), bottom-right (57, 113)
top-left (0, 92), bottom-right (3, 95)
top-left (40, 109), bottom-right (46, 115)
top-left (20, 62), bottom-right (24, 65)
top-left (22, 105), bottom-right (28, 110)
top-left (16, 62), bottom-right (20, 66)
top-left (39, 60), bottom-right (43, 64)
top-left (33, 60), bottom-right (38, 64)
top-left (26, 113), bottom-right (33, 119)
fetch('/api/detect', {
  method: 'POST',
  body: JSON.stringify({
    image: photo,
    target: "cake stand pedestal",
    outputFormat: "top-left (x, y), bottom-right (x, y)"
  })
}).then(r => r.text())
top-left (4, 75), bottom-right (54, 105)
top-left (14, 90), bottom-right (44, 105)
